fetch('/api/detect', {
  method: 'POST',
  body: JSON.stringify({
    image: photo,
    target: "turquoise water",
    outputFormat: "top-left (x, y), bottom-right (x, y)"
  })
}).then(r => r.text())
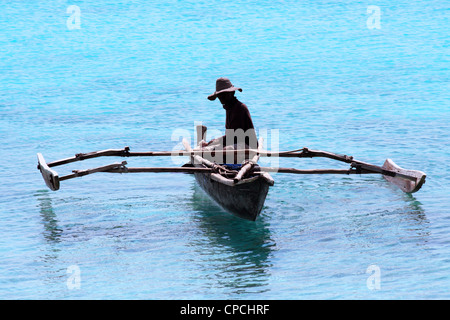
top-left (1, 0), bottom-right (449, 299)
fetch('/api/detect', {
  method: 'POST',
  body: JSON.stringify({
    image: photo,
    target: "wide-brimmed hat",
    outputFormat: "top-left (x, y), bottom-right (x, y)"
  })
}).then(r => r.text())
top-left (207, 77), bottom-right (242, 101)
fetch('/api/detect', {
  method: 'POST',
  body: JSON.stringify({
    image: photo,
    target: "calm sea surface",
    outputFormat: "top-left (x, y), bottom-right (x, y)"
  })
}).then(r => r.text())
top-left (0, 0), bottom-right (449, 299)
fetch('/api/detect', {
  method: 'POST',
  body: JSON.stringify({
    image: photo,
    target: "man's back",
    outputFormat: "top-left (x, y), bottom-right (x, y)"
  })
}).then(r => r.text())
top-left (224, 97), bottom-right (255, 132)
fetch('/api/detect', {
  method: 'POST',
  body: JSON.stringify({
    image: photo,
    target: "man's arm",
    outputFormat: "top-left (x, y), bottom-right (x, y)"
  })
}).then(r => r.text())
top-left (199, 135), bottom-right (225, 148)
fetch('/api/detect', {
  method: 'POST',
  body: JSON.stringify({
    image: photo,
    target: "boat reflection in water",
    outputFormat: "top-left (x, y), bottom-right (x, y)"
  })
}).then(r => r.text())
top-left (188, 184), bottom-right (276, 296)
top-left (35, 190), bottom-right (62, 244)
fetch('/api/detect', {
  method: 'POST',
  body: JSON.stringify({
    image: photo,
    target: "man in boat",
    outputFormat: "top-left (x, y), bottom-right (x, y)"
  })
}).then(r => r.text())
top-left (200, 78), bottom-right (258, 163)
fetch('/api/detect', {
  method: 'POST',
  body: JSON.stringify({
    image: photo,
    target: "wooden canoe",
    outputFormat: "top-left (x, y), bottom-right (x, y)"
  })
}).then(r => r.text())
top-left (187, 127), bottom-right (273, 221)
top-left (192, 164), bottom-right (272, 221)
top-left (36, 125), bottom-right (426, 221)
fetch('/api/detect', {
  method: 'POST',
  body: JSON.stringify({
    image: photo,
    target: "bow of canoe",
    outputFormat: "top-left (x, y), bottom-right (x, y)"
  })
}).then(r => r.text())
top-left (192, 164), bottom-right (271, 221)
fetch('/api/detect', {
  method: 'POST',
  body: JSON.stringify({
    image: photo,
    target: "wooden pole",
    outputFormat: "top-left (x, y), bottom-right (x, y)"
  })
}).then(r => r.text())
top-left (258, 167), bottom-right (374, 175)
top-left (59, 164), bottom-right (381, 181)
top-left (40, 145), bottom-right (425, 192)
top-left (58, 164), bottom-right (382, 182)
top-left (59, 164), bottom-right (214, 181)
top-left (42, 147), bottom-right (420, 182)
top-left (234, 138), bottom-right (264, 183)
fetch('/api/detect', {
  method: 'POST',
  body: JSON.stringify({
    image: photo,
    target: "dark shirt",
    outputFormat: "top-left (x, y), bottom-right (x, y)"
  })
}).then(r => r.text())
top-left (224, 97), bottom-right (255, 132)
top-left (222, 97), bottom-right (257, 148)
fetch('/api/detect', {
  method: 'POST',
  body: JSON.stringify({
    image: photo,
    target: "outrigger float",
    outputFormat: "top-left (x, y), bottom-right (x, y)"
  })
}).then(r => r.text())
top-left (37, 126), bottom-right (426, 221)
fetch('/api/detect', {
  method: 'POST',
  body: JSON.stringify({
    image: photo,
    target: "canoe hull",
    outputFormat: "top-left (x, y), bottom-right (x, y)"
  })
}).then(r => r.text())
top-left (193, 170), bottom-right (270, 221)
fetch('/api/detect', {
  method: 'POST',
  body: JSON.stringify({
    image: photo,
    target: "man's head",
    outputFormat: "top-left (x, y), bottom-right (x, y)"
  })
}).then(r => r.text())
top-left (207, 77), bottom-right (242, 102)
top-left (217, 91), bottom-right (235, 105)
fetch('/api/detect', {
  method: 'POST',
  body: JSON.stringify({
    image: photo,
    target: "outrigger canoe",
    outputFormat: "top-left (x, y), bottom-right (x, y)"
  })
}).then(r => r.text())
top-left (184, 128), bottom-right (274, 221)
top-left (36, 125), bottom-right (426, 221)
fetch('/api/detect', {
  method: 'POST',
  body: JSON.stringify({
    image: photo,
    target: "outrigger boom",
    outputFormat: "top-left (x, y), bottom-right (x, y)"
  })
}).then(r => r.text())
top-left (37, 144), bottom-right (426, 193)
